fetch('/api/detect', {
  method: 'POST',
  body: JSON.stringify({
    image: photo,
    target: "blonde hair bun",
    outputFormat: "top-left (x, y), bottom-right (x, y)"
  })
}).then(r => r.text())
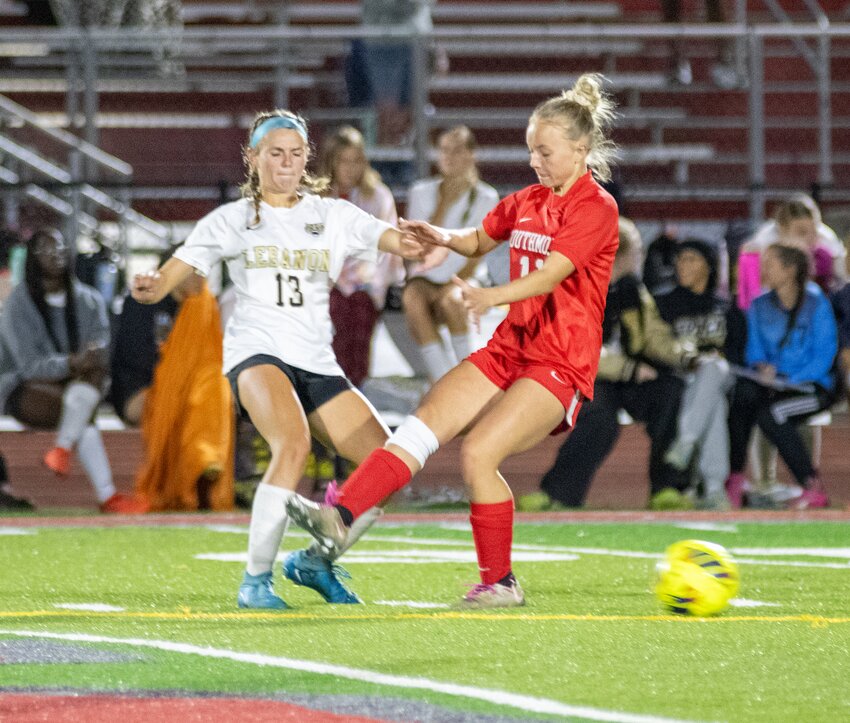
top-left (565, 74), bottom-right (604, 114)
top-left (531, 73), bottom-right (618, 182)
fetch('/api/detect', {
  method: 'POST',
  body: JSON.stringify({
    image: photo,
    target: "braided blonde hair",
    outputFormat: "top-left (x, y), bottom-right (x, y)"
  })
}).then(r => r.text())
top-left (530, 73), bottom-right (618, 182)
top-left (240, 109), bottom-right (330, 228)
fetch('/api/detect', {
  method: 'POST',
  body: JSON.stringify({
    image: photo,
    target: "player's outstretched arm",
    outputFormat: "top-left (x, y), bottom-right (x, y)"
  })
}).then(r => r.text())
top-left (377, 225), bottom-right (449, 272)
top-left (398, 220), bottom-right (498, 258)
top-left (454, 250), bottom-right (576, 329)
top-left (131, 257), bottom-right (196, 305)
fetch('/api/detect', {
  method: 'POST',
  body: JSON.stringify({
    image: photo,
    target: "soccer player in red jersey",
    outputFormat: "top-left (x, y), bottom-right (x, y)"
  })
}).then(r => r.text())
top-left (287, 74), bottom-right (620, 608)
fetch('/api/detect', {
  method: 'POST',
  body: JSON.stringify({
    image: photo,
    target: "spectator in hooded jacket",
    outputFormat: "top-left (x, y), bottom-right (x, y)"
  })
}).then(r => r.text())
top-left (655, 239), bottom-right (746, 509)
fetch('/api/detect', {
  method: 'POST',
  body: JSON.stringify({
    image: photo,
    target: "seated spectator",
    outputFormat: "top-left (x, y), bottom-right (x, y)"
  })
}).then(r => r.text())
top-left (0, 227), bottom-right (142, 513)
top-left (110, 272), bottom-right (178, 427)
top-left (311, 125), bottom-right (404, 487)
top-left (403, 126), bottom-right (499, 382)
top-left (736, 196), bottom-right (845, 502)
top-left (112, 272), bottom-right (234, 511)
top-left (655, 239), bottom-right (746, 509)
top-left (726, 243), bottom-right (838, 510)
top-left (0, 228), bottom-right (33, 510)
top-left (318, 125), bottom-right (403, 387)
top-left (738, 194), bottom-right (847, 309)
top-left (518, 218), bottom-right (694, 511)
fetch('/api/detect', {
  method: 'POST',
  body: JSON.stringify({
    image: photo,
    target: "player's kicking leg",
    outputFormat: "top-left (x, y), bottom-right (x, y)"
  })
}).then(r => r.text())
top-left (282, 387), bottom-right (390, 603)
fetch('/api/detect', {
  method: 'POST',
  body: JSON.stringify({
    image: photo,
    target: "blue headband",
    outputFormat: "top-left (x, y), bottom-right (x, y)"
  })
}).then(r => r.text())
top-left (250, 116), bottom-right (308, 148)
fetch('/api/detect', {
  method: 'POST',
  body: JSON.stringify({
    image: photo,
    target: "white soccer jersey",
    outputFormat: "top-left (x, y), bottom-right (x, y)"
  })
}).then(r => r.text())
top-left (174, 195), bottom-right (392, 376)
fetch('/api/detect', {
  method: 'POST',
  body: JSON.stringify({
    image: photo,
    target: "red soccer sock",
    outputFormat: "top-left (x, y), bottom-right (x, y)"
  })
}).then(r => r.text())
top-left (337, 448), bottom-right (412, 520)
top-left (469, 499), bottom-right (514, 585)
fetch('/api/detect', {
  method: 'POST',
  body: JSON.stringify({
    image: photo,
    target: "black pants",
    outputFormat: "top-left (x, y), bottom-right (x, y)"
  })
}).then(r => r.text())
top-left (540, 375), bottom-right (685, 507)
top-left (729, 378), bottom-right (832, 485)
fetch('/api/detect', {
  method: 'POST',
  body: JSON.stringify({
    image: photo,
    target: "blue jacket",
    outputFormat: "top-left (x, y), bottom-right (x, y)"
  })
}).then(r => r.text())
top-left (746, 281), bottom-right (838, 390)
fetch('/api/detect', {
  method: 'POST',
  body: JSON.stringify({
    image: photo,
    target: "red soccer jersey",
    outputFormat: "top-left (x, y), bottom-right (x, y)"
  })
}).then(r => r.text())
top-left (481, 171), bottom-right (619, 399)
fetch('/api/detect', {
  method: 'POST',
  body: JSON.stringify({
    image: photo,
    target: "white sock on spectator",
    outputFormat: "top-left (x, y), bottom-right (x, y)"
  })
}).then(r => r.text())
top-left (419, 341), bottom-right (454, 382)
top-left (76, 425), bottom-right (116, 503)
top-left (246, 483), bottom-right (293, 576)
top-left (450, 333), bottom-right (470, 364)
top-left (56, 382), bottom-right (101, 450)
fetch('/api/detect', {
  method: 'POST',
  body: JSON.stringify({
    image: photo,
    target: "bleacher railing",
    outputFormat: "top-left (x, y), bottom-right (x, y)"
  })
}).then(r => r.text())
top-left (0, 88), bottom-right (170, 248)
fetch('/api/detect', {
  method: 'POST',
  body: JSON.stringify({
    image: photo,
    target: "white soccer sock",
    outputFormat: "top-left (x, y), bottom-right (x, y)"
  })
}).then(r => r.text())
top-left (56, 382), bottom-right (101, 450)
top-left (246, 483), bottom-right (293, 576)
top-left (419, 341), bottom-right (454, 383)
top-left (311, 506), bottom-right (385, 561)
top-left (387, 414), bottom-right (440, 468)
top-left (449, 333), bottom-right (470, 364)
top-left (76, 425), bottom-right (116, 503)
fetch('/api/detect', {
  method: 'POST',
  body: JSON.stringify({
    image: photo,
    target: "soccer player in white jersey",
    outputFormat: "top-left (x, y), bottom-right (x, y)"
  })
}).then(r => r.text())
top-left (131, 110), bottom-right (438, 609)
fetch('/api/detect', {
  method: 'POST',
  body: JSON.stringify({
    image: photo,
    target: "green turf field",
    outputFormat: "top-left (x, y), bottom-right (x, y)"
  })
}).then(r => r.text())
top-left (2, 517), bottom-right (849, 722)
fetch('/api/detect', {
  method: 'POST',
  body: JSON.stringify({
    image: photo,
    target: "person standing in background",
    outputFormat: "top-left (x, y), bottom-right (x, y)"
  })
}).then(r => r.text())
top-left (348, 0), bottom-right (436, 145)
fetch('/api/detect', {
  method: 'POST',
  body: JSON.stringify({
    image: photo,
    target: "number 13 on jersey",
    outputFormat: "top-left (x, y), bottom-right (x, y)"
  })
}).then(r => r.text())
top-left (275, 273), bottom-right (304, 307)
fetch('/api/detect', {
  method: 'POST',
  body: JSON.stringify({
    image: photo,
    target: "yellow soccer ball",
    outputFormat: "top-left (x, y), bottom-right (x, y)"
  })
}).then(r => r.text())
top-left (655, 539), bottom-right (740, 616)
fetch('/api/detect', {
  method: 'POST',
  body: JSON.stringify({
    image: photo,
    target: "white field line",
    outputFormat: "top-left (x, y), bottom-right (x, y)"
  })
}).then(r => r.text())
top-left (374, 600), bottom-right (450, 609)
top-left (197, 546), bottom-right (850, 569)
top-left (0, 528), bottom-right (36, 535)
top-left (671, 522), bottom-right (739, 533)
top-left (731, 547), bottom-right (850, 558)
top-left (201, 524), bottom-right (250, 534)
top-left (53, 603), bottom-right (126, 612)
top-left (196, 528), bottom-right (850, 569)
top-left (0, 629), bottom-right (711, 723)
top-left (728, 599), bottom-right (781, 608)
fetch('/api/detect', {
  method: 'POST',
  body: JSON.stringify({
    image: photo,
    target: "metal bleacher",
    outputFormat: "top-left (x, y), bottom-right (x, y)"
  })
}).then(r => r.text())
top-left (1, 1), bottom-right (849, 226)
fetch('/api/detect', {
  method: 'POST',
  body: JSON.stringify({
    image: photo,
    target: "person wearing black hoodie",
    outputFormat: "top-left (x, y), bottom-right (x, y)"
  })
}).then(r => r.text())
top-left (654, 238), bottom-right (746, 508)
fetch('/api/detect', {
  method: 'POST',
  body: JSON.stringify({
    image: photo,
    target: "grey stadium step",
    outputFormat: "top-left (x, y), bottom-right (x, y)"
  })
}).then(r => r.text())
top-left (429, 72), bottom-right (668, 93)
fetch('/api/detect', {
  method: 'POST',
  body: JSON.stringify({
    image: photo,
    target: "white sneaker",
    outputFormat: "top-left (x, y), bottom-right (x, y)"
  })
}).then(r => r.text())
top-left (458, 579), bottom-right (525, 609)
top-left (763, 483), bottom-right (805, 504)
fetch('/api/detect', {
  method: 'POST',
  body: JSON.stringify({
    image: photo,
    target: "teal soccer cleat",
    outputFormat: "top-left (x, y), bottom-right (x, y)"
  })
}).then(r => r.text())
top-left (237, 570), bottom-right (288, 610)
top-left (282, 549), bottom-right (362, 604)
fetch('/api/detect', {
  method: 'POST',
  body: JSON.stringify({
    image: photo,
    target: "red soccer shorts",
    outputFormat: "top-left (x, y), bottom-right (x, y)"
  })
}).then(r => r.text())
top-left (466, 344), bottom-right (583, 435)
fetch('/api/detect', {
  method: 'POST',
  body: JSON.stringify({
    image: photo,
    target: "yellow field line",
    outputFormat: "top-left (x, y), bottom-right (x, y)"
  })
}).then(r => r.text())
top-left (0, 609), bottom-right (848, 624)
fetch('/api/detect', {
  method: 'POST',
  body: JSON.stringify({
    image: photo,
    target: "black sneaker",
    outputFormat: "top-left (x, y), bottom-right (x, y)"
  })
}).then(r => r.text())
top-left (0, 487), bottom-right (35, 511)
